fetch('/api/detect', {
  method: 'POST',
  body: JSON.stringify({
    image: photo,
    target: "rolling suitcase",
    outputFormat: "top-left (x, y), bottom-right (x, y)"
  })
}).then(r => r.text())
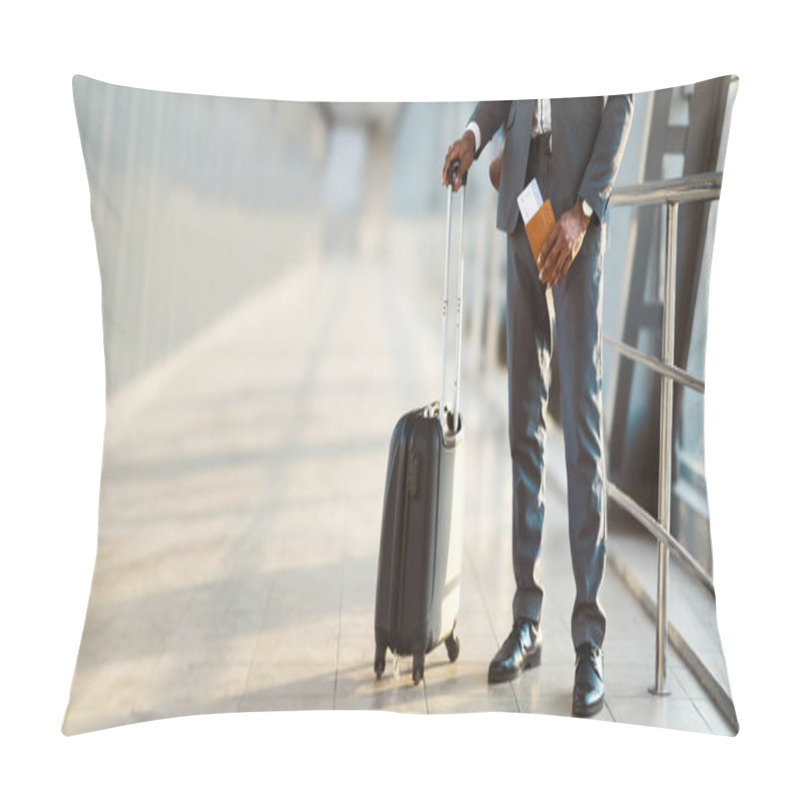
top-left (374, 161), bottom-right (467, 685)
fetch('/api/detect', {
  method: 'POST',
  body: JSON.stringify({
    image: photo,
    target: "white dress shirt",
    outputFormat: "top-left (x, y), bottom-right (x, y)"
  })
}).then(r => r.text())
top-left (464, 99), bottom-right (593, 220)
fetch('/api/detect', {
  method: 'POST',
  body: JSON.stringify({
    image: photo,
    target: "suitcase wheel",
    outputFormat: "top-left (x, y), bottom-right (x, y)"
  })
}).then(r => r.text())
top-left (412, 652), bottom-right (424, 685)
top-left (445, 633), bottom-right (460, 663)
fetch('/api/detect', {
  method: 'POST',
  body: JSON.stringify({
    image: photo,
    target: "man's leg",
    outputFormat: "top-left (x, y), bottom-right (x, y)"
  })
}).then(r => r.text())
top-left (552, 225), bottom-right (607, 716)
top-left (506, 222), bottom-right (554, 626)
top-left (551, 227), bottom-right (607, 652)
top-left (487, 221), bottom-right (553, 684)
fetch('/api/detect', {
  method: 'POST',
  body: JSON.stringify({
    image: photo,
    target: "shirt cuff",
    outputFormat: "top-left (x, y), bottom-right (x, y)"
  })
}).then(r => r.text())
top-left (465, 121), bottom-right (481, 155)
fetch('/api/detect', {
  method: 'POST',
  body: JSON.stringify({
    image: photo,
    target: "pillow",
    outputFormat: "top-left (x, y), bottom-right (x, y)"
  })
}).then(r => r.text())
top-left (64, 74), bottom-right (737, 735)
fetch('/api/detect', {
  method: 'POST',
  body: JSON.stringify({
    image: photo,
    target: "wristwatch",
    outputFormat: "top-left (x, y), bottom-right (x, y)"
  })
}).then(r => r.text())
top-left (580, 198), bottom-right (593, 220)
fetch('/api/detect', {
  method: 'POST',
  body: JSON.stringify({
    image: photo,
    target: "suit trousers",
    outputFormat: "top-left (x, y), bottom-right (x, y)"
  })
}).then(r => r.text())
top-left (506, 141), bottom-right (608, 650)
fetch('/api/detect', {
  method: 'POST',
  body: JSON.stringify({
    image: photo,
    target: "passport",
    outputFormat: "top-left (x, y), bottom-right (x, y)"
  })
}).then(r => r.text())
top-left (517, 178), bottom-right (556, 269)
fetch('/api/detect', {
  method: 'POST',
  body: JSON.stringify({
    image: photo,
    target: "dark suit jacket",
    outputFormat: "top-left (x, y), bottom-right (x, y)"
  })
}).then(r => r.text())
top-left (470, 96), bottom-right (633, 233)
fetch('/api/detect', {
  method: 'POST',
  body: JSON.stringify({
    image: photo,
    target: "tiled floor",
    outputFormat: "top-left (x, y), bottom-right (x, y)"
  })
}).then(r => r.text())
top-left (62, 257), bottom-right (735, 736)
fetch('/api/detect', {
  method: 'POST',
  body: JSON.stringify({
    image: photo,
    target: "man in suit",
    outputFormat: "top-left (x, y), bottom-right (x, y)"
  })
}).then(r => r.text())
top-left (442, 96), bottom-right (633, 716)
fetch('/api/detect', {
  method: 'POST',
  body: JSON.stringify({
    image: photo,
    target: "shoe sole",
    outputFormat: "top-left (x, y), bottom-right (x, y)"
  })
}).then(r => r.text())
top-left (487, 645), bottom-right (542, 684)
top-left (572, 695), bottom-right (605, 718)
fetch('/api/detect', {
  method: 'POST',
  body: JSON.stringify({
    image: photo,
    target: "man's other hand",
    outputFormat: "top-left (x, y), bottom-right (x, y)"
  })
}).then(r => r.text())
top-left (538, 202), bottom-right (591, 288)
top-left (489, 149), bottom-right (503, 191)
top-left (442, 131), bottom-right (475, 191)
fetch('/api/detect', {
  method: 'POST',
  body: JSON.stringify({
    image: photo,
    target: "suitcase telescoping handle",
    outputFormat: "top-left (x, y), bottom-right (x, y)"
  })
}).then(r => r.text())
top-left (441, 159), bottom-right (467, 435)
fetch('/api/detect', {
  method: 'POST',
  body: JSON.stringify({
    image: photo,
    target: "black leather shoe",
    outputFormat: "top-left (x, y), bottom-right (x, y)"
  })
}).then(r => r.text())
top-left (488, 618), bottom-right (542, 684)
top-left (572, 642), bottom-right (604, 717)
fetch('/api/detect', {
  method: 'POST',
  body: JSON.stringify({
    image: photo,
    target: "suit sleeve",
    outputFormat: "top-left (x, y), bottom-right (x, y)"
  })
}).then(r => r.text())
top-left (578, 94), bottom-right (634, 225)
top-left (468, 101), bottom-right (512, 159)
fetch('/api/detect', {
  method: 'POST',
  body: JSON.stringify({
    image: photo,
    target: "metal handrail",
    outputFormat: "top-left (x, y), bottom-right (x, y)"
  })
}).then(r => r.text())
top-left (603, 338), bottom-right (705, 394)
top-left (605, 171), bottom-right (722, 695)
top-left (606, 482), bottom-right (715, 594)
top-left (610, 172), bottom-right (722, 207)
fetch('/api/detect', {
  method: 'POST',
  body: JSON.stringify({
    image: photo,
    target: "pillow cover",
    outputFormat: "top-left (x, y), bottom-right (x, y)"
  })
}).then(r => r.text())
top-left (64, 74), bottom-right (737, 735)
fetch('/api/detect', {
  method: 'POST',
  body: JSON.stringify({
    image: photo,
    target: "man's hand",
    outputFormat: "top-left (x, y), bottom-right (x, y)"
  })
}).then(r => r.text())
top-left (489, 149), bottom-right (503, 191)
top-left (538, 201), bottom-right (592, 288)
top-left (442, 130), bottom-right (475, 192)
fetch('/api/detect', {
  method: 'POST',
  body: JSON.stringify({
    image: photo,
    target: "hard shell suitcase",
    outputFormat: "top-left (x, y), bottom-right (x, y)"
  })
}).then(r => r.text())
top-left (374, 162), bottom-right (467, 685)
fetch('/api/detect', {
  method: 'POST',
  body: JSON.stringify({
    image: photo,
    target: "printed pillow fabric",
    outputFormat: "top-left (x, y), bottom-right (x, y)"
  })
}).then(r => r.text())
top-left (64, 74), bottom-right (737, 735)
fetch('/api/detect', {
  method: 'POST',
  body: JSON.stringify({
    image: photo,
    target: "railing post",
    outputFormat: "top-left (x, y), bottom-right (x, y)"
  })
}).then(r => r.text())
top-left (651, 200), bottom-right (679, 696)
